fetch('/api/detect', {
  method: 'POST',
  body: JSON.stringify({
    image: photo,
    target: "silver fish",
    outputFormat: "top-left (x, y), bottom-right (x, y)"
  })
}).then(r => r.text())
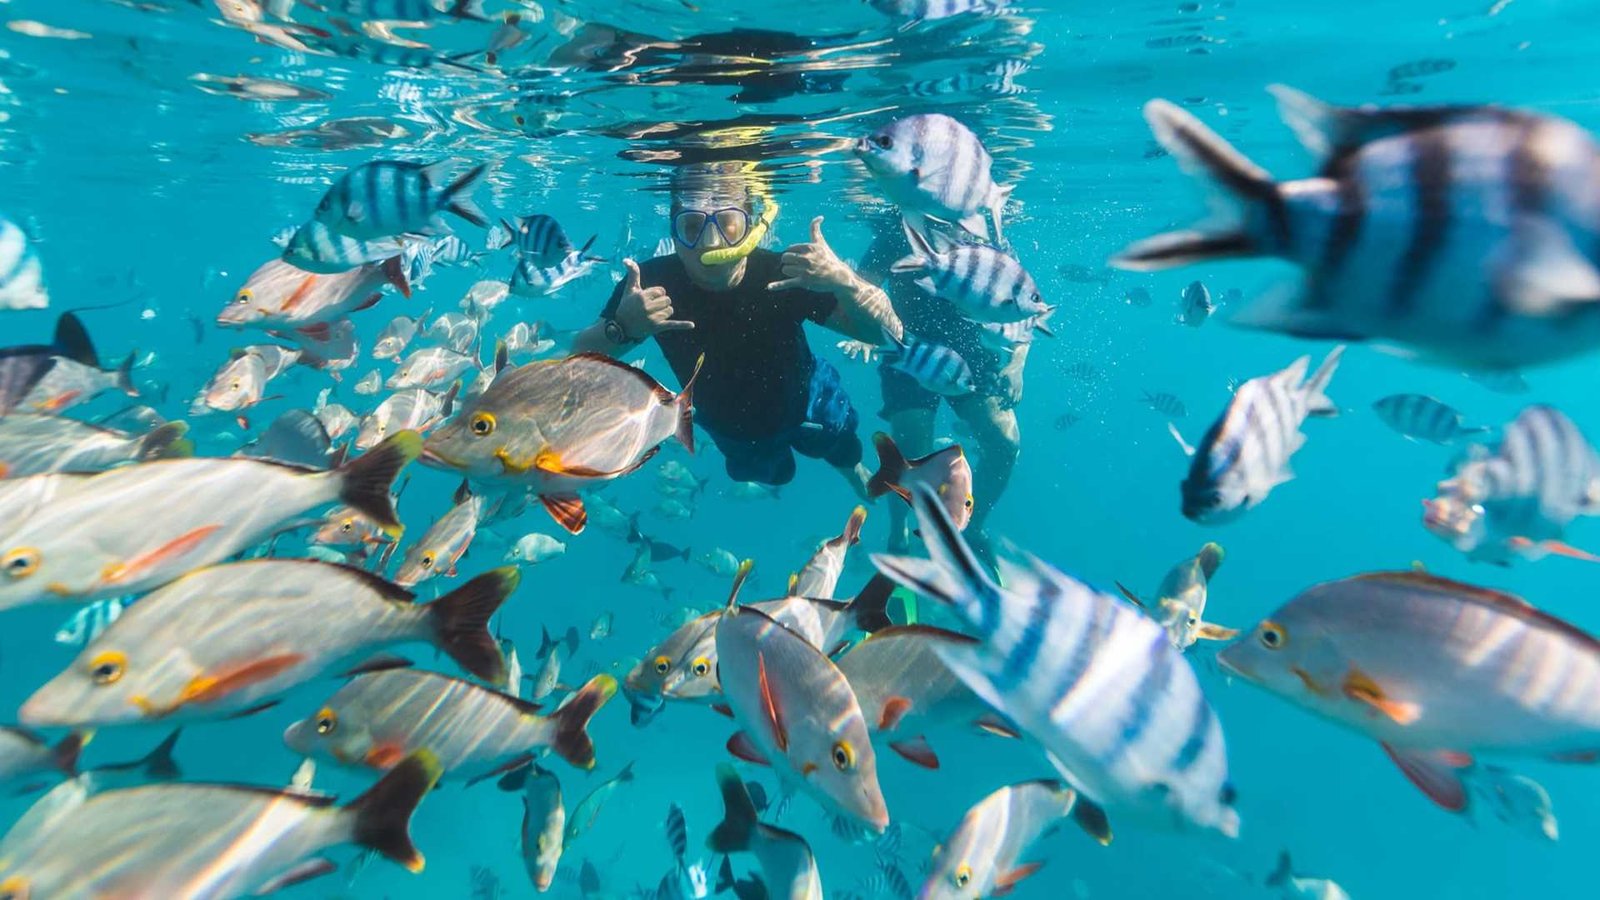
top-left (1114, 542), bottom-right (1237, 651)
top-left (856, 115), bottom-right (1011, 245)
top-left (374, 310), bottom-right (428, 360)
top-left (313, 160), bottom-right (489, 240)
top-left (790, 506), bottom-right (866, 599)
top-left (1175, 280), bottom-right (1213, 327)
top-left (388, 346), bottom-right (478, 391)
top-left (1265, 852), bottom-right (1352, 900)
top-left (395, 493), bottom-right (483, 586)
top-left (522, 762), bottom-right (565, 891)
top-left (881, 333), bottom-right (975, 397)
top-left (0, 417), bottom-right (189, 477)
top-left (1468, 764), bottom-right (1558, 842)
top-left (894, 226), bottom-right (1050, 324)
top-left (706, 764), bottom-right (822, 900)
top-left (0, 216), bottom-right (48, 310)
top-left (356, 384), bottom-right (458, 450)
top-left (566, 761), bottom-right (635, 842)
top-left (1372, 394), bottom-right (1487, 445)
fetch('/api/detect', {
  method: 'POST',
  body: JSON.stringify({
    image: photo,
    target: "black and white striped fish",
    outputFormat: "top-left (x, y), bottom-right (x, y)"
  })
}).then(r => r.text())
top-left (859, 859), bottom-right (913, 900)
top-left (1174, 346), bottom-right (1343, 524)
top-left (53, 597), bottom-right (125, 647)
top-left (904, 60), bottom-right (1030, 98)
top-left (1372, 394), bottom-right (1487, 444)
top-left (873, 485), bottom-right (1240, 837)
top-left (976, 314), bottom-right (1050, 352)
top-left (880, 332), bottom-right (975, 396)
top-left (1114, 86), bottom-right (1600, 370)
top-left (0, 216), bottom-right (47, 311)
top-left (1174, 280), bottom-right (1212, 327)
top-left (893, 224), bottom-right (1051, 325)
top-left (1142, 391), bottom-right (1187, 418)
top-left (491, 215), bottom-right (589, 267)
top-left (313, 160), bottom-right (490, 241)
top-left (280, 221), bottom-right (406, 274)
top-left (664, 803), bottom-right (687, 869)
top-left (1426, 404), bottom-right (1600, 564)
top-left (509, 244), bottom-right (603, 297)
top-left (868, 0), bottom-right (1011, 22)
top-left (857, 114), bottom-right (1013, 246)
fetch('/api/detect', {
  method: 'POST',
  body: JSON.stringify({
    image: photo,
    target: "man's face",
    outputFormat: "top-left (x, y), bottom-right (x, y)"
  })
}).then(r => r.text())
top-left (672, 201), bottom-right (751, 291)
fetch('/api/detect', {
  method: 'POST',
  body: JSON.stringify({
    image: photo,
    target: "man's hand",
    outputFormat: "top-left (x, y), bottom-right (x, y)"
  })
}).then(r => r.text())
top-left (613, 259), bottom-right (695, 340)
top-left (993, 346), bottom-right (1028, 408)
top-left (770, 217), bottom-right (856, 295)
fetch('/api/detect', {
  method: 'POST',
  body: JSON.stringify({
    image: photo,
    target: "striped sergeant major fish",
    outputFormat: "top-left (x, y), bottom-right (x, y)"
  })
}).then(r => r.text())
top-left (1371, 394), bottom-right (1487, 445)
top-left (1219, 570), bottom-right (1600, 814)
top-left (856, 114), bottom-right (1013, 247)
top-left (880, 332), bottom-right (975, 397)
top-left (868, 0), bottom-right (1012, 24)
top-left (1114, 86), bottom-right (1600, 371)
top-left (491, 214), bottom-right (590, 267)
top-left (1171, 346), bottom-right (1343, 524)
top-left (1424, 404), bottom-right (1600, 564)
top-left (509, 241), bottom-right (604, 297)
top-left (893, 223), bottom-right (1052, 325)
top-left (0, 216), bottom-right (47, 310)
top-left (873, 485), bottom-right (1240, 838)
top-left (904, 60), bottom-right (1030, 98)
top-left (281, 220), bottom-right (407, 275)
top-left (313, 160), bottom-right (490, 241)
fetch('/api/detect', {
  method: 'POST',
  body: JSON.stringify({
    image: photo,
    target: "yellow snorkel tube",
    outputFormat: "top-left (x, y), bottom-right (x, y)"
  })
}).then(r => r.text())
top-left (700, 198), bottom-right (779, 267)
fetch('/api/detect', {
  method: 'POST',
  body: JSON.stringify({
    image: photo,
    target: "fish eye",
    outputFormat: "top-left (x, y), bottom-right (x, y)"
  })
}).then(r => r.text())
top-left (964, 494), bottom-right (974, 510)
top-left (340, 521), bottom-right (353, 533)
top-left (315, 707), bottom-right (338, 734)
top-left (235, 289), bottom-right (252, 305)
top-left (954, 865), bottom-right (972, 888)
top-left (653, 656), bottom-right (671, 675)
top-left (420, 554), bottom-right (435, 569)
top-left (691, 656), bottom-right (710, 678)
top-left (831, 740), bottom-right (855, 772)
top-left (470, 412), bottom-right (496, 436)
top-left (1, 548), bottom-right (40, 579)
top-left (1259, 621), bottom-right (1287, 650)
top-left (229, 380), bottom-right (240, 390)
top-left (88, 650), bottom-right (127, 685)
top-left (872, 133), bottom-right (893, 150)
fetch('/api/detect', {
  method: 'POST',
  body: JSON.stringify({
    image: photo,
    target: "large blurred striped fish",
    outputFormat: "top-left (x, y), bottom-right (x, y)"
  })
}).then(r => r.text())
top-left (873, 486), bottom-right (1240, 838)
top-left (1219, 571), bottom-right (1600, 813)
top-left (1424, 404), bottom-right (1600, 564)
top-left (1114, 86), bottom-right (1600, 370)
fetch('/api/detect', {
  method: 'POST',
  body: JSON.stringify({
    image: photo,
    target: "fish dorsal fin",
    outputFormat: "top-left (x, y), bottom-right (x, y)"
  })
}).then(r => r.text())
top-left (321, 560), bottom-right (416, 604)
top-left (908, 443), bottom-right (965, 468)
top-left (1268, 84), bottom-right (1510, 163)
top-left (341, 655), bottom-right (415, 677)
top-left (725, 559), bottom-right (754, 611)
top-left (1351, 571), bottom-right (1600, 653)
top-left (860, 624), bottom-right (980, 646)
top-left (567, 351), bottom-right (677, 400)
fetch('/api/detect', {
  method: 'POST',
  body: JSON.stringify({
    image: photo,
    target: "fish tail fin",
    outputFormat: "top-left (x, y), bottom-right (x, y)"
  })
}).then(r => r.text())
top-left (335, 431), bottom-right (422, 538)
top-left (1033, 307), bottom-right (1057, 338)
top-left (891, 218), bottom-right (935, 272)
top-left (537, 624), bottom-right (555, 657)
top-left (548, 675), bottom-right (617, 770)
top-left (615, 760), bottom-right (636, 782)
top-left (346, 750), bottom-right (443, 874)
top-left (562, 626), bottom-right (580, 657)
top-left (137, 422), bottom-right (191, 461)
top-left (866, 432), bottom-right (908, 500)
top-left (114, 351), bottom-right (140, 397)
top-left (675, 354), bottom-right (704, 453)
top-left (1301, 345), bottom-right (1345, 418)
top-left (1265, 850), bottom-right (1293, 888)
top-left (706, 763), bottom-right (758, 854)
top-left (990, 182), bottom-right (1013, 248)
top-left (53, 312), bottom-right (98, 367)
top-left (844, 573), bottom-right (896, 633)
top-left (429, 567), bottom-right (519, 682)
top-left (871, 484), bottom-right (999, 623)
top-left (841, 505), bottom-right (867, 546)
top-left (441, 163), bottom-right (491, 229)
top-left (1111, 99), bottom-right (1276, 271)
top-left (1071, 795), bottom-right (1113, 846)
top-left (1197, 542), bottom-right (1225, 579)
top-left (51, 731), bottom-right (89, 776)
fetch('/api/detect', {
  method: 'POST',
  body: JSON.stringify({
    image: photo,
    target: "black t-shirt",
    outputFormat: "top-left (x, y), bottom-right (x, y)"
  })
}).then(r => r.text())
top-left (601, 249), bottom-right (837, 440)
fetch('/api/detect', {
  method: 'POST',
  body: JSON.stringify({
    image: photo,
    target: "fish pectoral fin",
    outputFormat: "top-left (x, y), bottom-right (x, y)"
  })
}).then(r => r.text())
top-left (224, 700), bottom-right (283, 720)
top-left (1342, 669), bottom-right (1421, 725)
top-left (539, 494), bottom-right (587, 535)
top-left (757, 651), bottom-right (789, 752)
top-left (295, 322), bottom-right (332, 342)
top-left (709, 702), bottom-right (734, 719)
top-left (253, 857), bottom-right (338, 895)
top-left (101, 525), bottom-right (223, 587)
top-left (993, 862), bottom-right (1044, 895)
top-left (1381, 743), bottom-right (1472, 813)
top-left (725, 731), bottom-right (771, 766)
top-left (464, 753), bottom-right (535, 789)
top-left (180, 653), bottom-right (306, 706)
top-left (887, 736), bottom-right (939, 770)
top-left (364, 742), bottom-right (408, 770)
top-left (1193, 622), bottom-right (1240, 641)
top-left (1113, 581), bottom-right (1147, 610)
top-left (878, 695), bottom-right (913, 732)
top-left (1513, 537), bottom-right (1600, 563)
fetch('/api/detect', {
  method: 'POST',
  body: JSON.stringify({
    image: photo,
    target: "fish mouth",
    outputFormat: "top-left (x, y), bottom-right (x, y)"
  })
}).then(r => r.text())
top-left (418, 446), bottom-right (456, 469)
top-left (1215, 647), bottom-right (1246, 679)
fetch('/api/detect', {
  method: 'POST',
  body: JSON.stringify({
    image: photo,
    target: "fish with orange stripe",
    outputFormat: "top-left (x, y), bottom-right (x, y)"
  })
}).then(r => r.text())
top-left (218, 256), bottom-right (409, 333)
top-left (0, 431), bottom-right (419, 612)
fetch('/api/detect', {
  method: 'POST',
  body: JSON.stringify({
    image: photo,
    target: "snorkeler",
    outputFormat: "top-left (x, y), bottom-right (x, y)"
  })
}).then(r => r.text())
top-left (857, 213), bottom-right (1031, 557)
top-left (572, 164), bottom-right (903, 493)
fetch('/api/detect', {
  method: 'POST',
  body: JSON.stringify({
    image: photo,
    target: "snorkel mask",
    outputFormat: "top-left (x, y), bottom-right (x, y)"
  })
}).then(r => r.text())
top-left (669, 159), bottom-right (779, 267)
top-left (699, 198), bottom-right (778, 266)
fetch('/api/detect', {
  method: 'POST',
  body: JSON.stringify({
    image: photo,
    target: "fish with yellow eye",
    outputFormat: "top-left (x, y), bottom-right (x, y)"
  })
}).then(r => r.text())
top-left (312, 504), bottom-right (396, 547)
top-left (420, 352), bottom-right (701, 535)
top-left (0, 751), bottom-right (442, 898)
top-left (921, 780), bottom-right (1108, 900)
top-left (355, 383), bottom-right (459, 452)
top-left (394, 491), bottom-right (483, 587)
top-left (217, 256), bottom-right (406, 332)
top-left (0, 432), bottom-right (419, 613)
top-left (865, 433), bottom-right (974, 530)
top-left (714, 580), bottom-right (889, 833)
top-left (1219, 570), bottom-right (1600, 814)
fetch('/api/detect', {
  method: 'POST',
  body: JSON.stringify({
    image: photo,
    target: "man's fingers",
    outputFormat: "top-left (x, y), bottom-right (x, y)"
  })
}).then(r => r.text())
top-left (809, 215), bottom-right (826, 246)
top-left (641, 286), bottom-right (669, 303)
top-left (767, 277), bottom-right (803, 292)
top-left (656, 319), bottom-right (696, 332)
top-left (622, 258), bottom-right (642, 291)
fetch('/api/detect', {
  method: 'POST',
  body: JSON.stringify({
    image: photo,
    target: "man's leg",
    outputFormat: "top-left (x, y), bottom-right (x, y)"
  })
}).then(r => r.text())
top-left (950, 393), bottom-right (1021, 537)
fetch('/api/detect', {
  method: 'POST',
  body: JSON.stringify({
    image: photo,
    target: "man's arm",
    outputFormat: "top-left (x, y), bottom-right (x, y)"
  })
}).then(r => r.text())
top-left (770, 216), bottom-right (904, 345)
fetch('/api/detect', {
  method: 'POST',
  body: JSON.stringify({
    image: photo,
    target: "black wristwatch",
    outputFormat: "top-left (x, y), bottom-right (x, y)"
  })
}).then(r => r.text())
top-left (603, 317), bottom-right (632, 346)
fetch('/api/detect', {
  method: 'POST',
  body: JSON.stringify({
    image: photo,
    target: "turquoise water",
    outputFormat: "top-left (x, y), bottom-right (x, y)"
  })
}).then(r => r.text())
top-left (0, 0), bottom-right (1597, 897)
